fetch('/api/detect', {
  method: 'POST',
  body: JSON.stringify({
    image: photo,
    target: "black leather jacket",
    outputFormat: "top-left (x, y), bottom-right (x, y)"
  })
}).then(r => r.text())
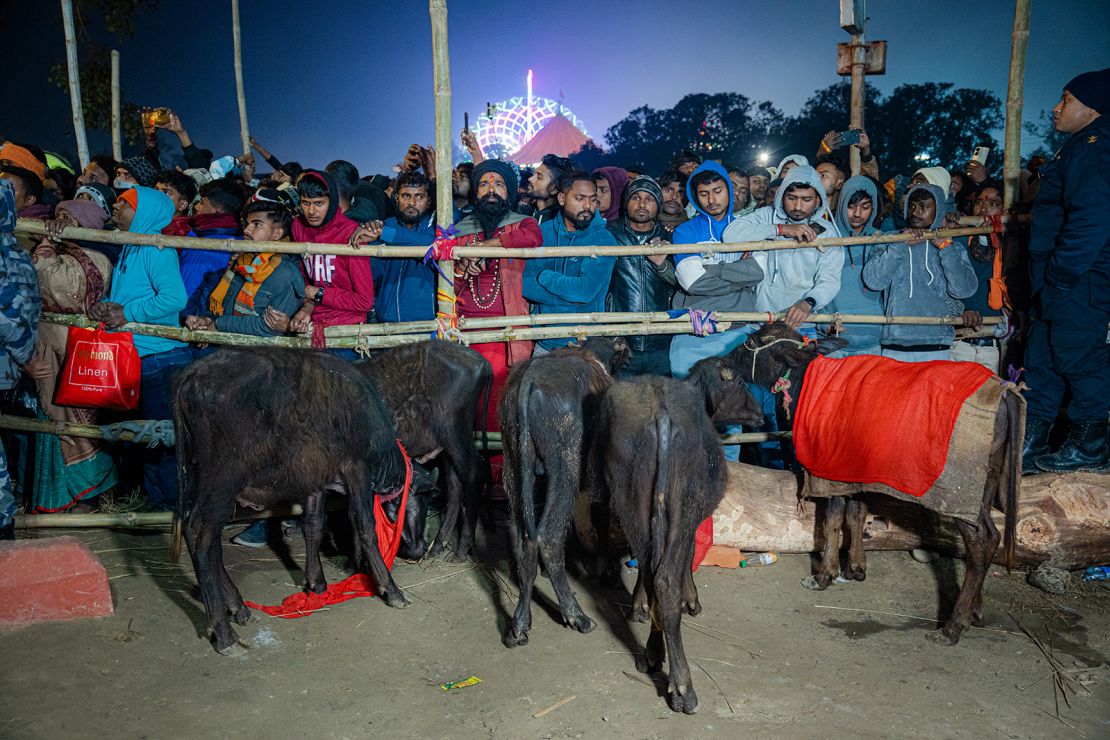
top-left (606, 219), bottom-right (677, 352)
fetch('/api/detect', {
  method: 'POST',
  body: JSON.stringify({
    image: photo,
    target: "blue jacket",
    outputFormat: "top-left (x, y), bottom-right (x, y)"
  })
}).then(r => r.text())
top-left (524, 210), bottom-right (617, 350)
top-left (0, 180), bottom-right (40, 390)
top-left (828, 176), bottom-right (886, 353)
top-left (179, 218), bottom-right (240, 308)
top-left (1030, 115), bottom-right (1110, 316)
top-left (109, 187), bottom-right (188, 357)
top-left (371, 213), bottom-right (438, 323)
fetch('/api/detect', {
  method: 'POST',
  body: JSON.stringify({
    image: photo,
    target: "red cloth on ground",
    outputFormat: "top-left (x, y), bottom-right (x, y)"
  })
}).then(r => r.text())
top-left (793, 355), bottom-right (993, 497)
top-left (692, 517), bottom-right (712, 572)
top-left (244, 442), bottom-right (412, 618)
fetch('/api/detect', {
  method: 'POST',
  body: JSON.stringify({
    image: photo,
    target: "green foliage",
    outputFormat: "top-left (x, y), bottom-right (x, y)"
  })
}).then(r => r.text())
top-left (584, 81), bottom-right (1006, 178)
top-left (1023, 109), bottom-right (1068, 158)
top-left (49, 0), bottom-right (159, 147)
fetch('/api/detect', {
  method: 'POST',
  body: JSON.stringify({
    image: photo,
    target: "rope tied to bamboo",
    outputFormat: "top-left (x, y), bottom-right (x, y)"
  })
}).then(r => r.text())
top-left (100, 420), bottom-right (175, 448)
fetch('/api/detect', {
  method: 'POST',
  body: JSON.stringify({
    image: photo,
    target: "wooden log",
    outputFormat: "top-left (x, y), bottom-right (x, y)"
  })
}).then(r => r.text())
top-left (1002, 0), bottom-right (1031, 210)
top-left (13, 218), bottom-right (994, 260)
top-left (230, 0), bottom-right (250, 155)
top-left (110, 50), bottom-right (121, 161)
top-left (711, 462), bottom-right (1110, 570)
top-left (60, 0), bottom-right (90, 169)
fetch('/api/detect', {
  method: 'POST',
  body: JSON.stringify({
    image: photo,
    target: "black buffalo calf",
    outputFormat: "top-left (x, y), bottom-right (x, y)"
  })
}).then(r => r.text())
top-left (171, 349), bottom-right (411, 655)
top-left (592, 356), bottom-right (762, 714)
top-left (356, 340), bottom-right (493, 561)
top-left (499, 338), bottom-right (628, 648)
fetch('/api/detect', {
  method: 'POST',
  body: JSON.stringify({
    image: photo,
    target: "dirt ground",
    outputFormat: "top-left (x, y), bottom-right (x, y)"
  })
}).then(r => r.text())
top-left (2, 514), bottom-right (1107, 740)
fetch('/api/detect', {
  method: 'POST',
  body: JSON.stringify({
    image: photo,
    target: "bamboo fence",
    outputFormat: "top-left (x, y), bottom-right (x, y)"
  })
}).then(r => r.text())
top-left (1002, 0), bottom-right (1031, 210)
top-left (13, 218), bottom-right (996, 260)
top-left (59, 0), bottom-right (90, 169)
top-left (110, 50), bottom-right (122, 161)
top-left (430, 0), bottom-right (458, 323)
top-left (231, 0), bottom-right (251, 156)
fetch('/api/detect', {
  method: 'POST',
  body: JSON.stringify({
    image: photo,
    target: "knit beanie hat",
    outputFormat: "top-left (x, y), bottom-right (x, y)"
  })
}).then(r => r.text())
top-left (56, 198), bottom-right (108, 230)
top-left (119, 155), bottom-right (159, 187)
top-left (75, 183), bottom-right (114, 219)
top-left (1065, 68), bottom-right (1110, 115)
top-left (117, 188), bottom-right (139, 211)
top-left (624, 175), bottom-right (663, 208)
top-left (472, 159), bottom-right (519, 202)
top-left (913, 166), bottom-right (951, 195)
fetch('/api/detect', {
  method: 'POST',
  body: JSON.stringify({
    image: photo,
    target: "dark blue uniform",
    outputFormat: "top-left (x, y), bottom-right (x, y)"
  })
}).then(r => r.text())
top-left (1025, 114), bottom-right (1110, 425)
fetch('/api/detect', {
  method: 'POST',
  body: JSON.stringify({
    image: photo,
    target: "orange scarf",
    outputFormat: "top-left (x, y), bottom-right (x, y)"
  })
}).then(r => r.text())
top-left (208, 253), bottom-right (283, 317)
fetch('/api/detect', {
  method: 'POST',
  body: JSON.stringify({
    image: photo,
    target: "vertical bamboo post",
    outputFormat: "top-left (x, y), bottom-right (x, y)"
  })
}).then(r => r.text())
top-left (429, 0), bottom-right (457, 326)
top-left (848, 30), bottom-right (865, 176)
top-left (110, 50), bottom-right (122, 161)
top-left (1002, 0), bottom-right (1031, 210)
top-left (60, 0), bottom-right (90, 169)
top-left (231, 0), bottom-right (250, 156)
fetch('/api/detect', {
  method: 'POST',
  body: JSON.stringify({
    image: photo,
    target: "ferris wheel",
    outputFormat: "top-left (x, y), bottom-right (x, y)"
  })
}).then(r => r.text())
top-left (472, 70), bottom-right (590, 159)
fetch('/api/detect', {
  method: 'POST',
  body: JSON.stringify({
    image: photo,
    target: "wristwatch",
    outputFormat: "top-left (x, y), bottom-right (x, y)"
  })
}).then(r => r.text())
top-left (313, 287), bottom-right (325, 304)
top-left (803, 297), bottom-right (816, 309)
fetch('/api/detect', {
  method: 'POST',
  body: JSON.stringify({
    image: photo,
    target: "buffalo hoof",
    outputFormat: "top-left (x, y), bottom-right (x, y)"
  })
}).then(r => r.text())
top-left (844, 565), bottom-right (867, 582)
top-left (383, 591), bottom-right (411, 609)
top-left (216, 635), bottom-right (250, 657)
top-left (801, 575), bottom-right (829, 591)
top-left (684, 599), bottom-right (702, 617)
top-left (444, 550), bottom-right (470, 564)
top-left (667, 686), bottom-right (699, 715)
top-left (232, 606), bottom-right (258, 626)
top-left (426, 541), bottom-right (447, 560)
top-left (630, 605), bottom-right (649, 623)
top-left (925, 628), bottom-right (959, 646)
top-left (306, 581), bottom-right (327, 596)
top-left (634, 654), bottom-right (663, 674)
top-left (503, 629), bottom-right (529, 648)
top-left (565, 613), bottom-right (595, 634)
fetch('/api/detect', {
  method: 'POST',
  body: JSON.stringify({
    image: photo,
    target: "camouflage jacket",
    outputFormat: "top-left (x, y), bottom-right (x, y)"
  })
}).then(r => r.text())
top-left (0, 180), bottom-right (41, 390)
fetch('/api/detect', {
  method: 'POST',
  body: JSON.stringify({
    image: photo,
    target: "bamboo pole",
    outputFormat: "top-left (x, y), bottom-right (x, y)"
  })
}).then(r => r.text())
top-left (41, 312), bottom-right (312, 348)
top-left (60, 0), bottom-right (90, 169)
top-left (429, 0), bottom-right (457, 329)
top-left (848, 29), bottom-right (866, 176)
top-left (231, 0), bottom-right (250, 156)
top-left (1002, 0), bottom-right (1031, 210)
top-left (14, 219), bottom-right (995, 260)
top-left (17, 512), bottom-right (174, 528)
top-left (326, 310), bottom-right (1001, 337)
top-left (110, 50), bottom-right (122, 161)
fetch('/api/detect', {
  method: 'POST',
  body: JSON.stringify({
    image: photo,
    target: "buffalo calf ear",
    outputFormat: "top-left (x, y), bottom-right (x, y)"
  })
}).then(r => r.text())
top-left (782, 347), bottom-right (817, 368)
top-left (817, 336), bottom-right (848, 355)
top-left (719, 366), bottom-right (735, 381)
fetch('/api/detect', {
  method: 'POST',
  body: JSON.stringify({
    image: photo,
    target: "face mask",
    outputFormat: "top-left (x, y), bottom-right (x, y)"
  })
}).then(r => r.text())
top-left (114, 177), bottom-right (135, 189)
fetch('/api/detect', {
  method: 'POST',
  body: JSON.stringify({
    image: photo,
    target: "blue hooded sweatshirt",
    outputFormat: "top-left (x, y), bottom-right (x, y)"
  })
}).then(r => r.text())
top-left (862, 183), bottom-right (978, 348)
top-left (109, 187), bottom-right (188, 357)
top-left (524, 209), bottom-right (618, 350)
top-left (827, 175), bottom-right (886, 353)
top-left (370, 212), bottom-right (437, 322)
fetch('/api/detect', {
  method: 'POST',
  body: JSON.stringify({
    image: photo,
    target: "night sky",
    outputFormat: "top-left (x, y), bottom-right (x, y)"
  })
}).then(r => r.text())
top-left (8, 1), bottom-right (1110, 175)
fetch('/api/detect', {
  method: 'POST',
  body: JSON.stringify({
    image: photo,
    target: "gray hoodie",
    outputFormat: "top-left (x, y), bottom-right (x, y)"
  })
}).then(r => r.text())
top-left (722, 165), bottom-right (844, 313)
top-left (862, 183), bottom-right (978, 348)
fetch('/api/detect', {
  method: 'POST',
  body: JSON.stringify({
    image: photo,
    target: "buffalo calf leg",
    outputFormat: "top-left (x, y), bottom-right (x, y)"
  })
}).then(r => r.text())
top-left (658, 560), bottom-right (698, 715)
top-left (349, 493), bottom-right (410, 609)
top-left (302, 490), bottom-right (328, 595)
top-left (506, 536), bottom-right (539, 647)
top-left (682, 571), bottom-right (701, 617)
top-left (429, 466), bottom-right (463, 560)
top-left (844, 497), bottom-right (868, 582)
top-left (453, 454), bottom-right (483, 562)
top-left (805, 496), bottom-right (846, 590)
top-left (970, 506), bottom-right (1000, 626)
top-left (930, 514), bottom-right (995, 645)
top-left (536, 466), bottom-right (594, 635)
top-left (630, 570), bottom-right (649, 623)
top-left (194, 521), bottom-right (245, 655)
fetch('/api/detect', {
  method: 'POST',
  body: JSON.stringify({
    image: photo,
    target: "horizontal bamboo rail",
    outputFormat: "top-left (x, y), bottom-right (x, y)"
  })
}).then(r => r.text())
top-left (324, 310), bottom-right (1001, 337)
top-left (40, 311), bottom-right (1002, 351)
top-left (14, 218), bottom-right (994, 260)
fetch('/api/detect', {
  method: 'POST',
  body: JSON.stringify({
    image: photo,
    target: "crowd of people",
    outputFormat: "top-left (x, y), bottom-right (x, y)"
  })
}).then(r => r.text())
top-left (1, 65), bottom-right (1107, 542)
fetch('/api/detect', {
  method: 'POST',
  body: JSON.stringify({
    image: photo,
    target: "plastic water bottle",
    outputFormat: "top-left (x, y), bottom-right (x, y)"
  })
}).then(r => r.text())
top-left (1081, 565), bottom-right (1110, 582)
top-left (740, 551), bottom-right (778, 568)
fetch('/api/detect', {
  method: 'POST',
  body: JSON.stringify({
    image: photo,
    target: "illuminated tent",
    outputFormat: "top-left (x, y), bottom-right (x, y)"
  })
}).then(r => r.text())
top-left (510, 112), bottom-right (594, 165)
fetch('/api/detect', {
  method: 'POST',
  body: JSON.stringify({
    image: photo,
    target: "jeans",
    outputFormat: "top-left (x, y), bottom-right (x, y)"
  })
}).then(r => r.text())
top-left (0, 442), bottom-right (13, 528)
top-left (139, 348), bottom-right (194, 511)
top-left (880, 347), bottom-right (951, 363)
top-left (618, 347), bottom-right (673, 378)
top-left (1024, 314), bottom-right (1110, 424)
top-left (949, 339), bottom-right (1000, 374)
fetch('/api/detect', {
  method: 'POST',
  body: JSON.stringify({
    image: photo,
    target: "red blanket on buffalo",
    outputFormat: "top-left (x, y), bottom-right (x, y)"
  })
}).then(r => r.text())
top-left (793, 355), bottom-right (993, 497)
top-left (245, 443), bottom-right (412, 618)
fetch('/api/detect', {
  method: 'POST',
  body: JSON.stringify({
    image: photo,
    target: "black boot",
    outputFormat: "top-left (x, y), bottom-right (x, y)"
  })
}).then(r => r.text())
top-left (1035, 421), bottom-right (1110, 474)
top-left (1021, 419), bottom-right (1052, 475)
